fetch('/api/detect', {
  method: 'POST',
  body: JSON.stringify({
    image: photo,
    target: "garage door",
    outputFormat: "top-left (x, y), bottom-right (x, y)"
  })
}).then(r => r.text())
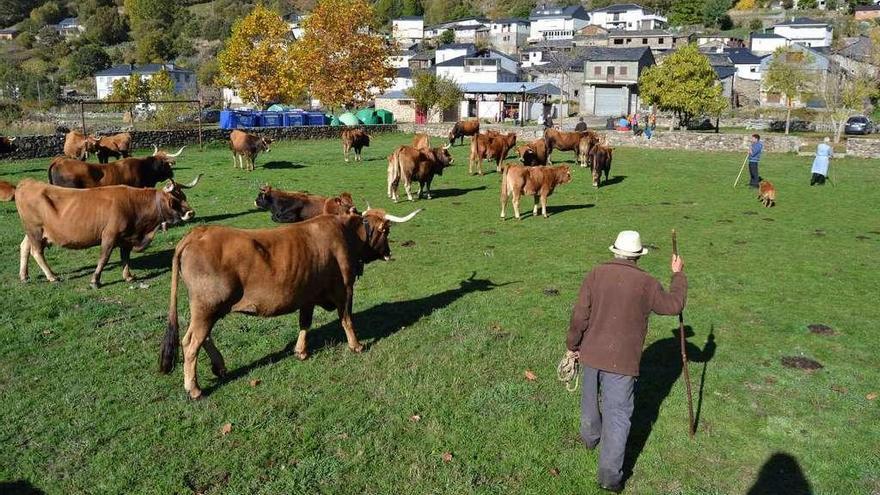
top-left (594, 87), bottom-right (627, 116)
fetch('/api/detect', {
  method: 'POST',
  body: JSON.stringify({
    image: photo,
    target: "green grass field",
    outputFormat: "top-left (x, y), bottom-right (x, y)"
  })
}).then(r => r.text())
top-left (1, 134), bottom-right (878, 494)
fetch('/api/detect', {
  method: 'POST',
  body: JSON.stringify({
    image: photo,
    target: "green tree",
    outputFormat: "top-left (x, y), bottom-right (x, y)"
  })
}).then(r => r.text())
top-left (124, 0), bottom-right (182, 61)
top-left (124, 0), bottom-right (180, 31)
top-left (33, 25), bottom-right (68, 61)
top-left (702, 0), bottom-right (732, 27)
top-left (66, 44), bottom-right (111, 81)
top-left (763, 46), bottom-right (814, 134)
top-left (821, 69), bottom-right (877, 142)
top-left (749, 18), bottom-right (763, 30)
top-left (797, 0), bottom-right (817, 8)
top-left (84, 6), bottom-right (128, 45)
top-left (438, 29), bottom-right (455, 45)
top-left (0, 0), bottom-right (36, 26)
top-left (405, 71), bottom-right (462, 121)
top-left (30, 1), bottom-right (66, 25)
top-left (639, 43), bottom-right (728, 129)
top-left (669, 0), bottom-right (705, 26)
top-left (401, 0), bottom-right (423, 16)
top-left (134, 28), bottom-right (175, 63)
top-left (374, 0), bottom-right (401, 27)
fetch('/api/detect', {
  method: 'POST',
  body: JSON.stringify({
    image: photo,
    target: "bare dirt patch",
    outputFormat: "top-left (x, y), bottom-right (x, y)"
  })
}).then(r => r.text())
top-left (781, 356), bottom-right (823, 371)
top-left (807, 324), bottom-right (836, 336)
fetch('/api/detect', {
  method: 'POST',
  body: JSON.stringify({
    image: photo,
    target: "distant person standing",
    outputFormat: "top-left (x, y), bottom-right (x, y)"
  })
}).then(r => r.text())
top-left (566, 231), bottom-right (687, 493)
top-left (648, 113), bottom-right (657, 130)
top-left (811, 137), bottom-right (833, 186)
top-left (747, 134), bottom-right (763, 188)
top-left (575, 117), bottom-right (588, 132)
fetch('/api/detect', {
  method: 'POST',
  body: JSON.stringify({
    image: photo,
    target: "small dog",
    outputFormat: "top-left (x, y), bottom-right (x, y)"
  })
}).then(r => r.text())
top-left (758, 179), bottom-right (776, 207)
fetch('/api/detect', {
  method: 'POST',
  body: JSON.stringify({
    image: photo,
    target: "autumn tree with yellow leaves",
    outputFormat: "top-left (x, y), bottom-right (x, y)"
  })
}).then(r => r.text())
top-left (217, 5), bottom-right (304, 107)
top-left (291, 0), bottom-right (394, 109)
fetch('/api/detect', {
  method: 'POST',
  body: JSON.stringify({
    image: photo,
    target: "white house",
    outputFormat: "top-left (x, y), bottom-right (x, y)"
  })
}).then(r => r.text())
top-left (723, 48), bottom-right (765, 81)
top-left (391, 17), bottom-right (424, 46)
top-left (434, 49), bottom-right (520, 85)
top-left (489, 18), bottom-right (529, 54)
top-left (389, 67), bottom-right (414, 91)
top-left (95, 64), bottom-right (197, 100)
top-left (435, 43), bottom-right (475, 64)
top-left (528, 4), bottom-right (591, 42)
top-left (772, 17), bottom-right (832, 48)
top-left (283, 12), bottom-right (308, 39)
top-left (55, 17), bottom-right (84, 37)
top-left (588, 4), bottom-right (667, 31)
top-left (520, 40), bottom-right (575, 68)
top-left (424, 17), bottom-right (489, 44)
top-left (750, 32), bottom-right (789, 55)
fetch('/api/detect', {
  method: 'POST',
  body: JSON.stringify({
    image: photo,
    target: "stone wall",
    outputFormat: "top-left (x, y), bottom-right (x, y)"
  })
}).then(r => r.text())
top-left (0, 125), bottom-right (399, 161)
top-left (846, 138), bottom-right (880, 159)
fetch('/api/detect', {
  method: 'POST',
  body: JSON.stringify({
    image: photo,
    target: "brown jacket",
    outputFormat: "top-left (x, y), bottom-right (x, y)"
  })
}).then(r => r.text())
top-left (566, 259), bottom-right (687, 376)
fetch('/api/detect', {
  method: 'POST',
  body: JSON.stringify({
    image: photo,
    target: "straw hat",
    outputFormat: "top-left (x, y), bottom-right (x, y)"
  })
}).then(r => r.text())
top-left (609, 230), bottom-right (648, 257)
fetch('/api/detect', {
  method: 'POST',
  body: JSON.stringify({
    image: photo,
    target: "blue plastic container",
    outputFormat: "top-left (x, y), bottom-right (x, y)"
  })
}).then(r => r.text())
top-left (237, 112), bottom-right (260, 128)
top-left (283, 111), bottom-right (305, 127)
top-left (306, 112), bottom-right (329, 126)
top-left (261, 112), bottom-right (283, 127)
top-left (219, 110), bottom-right (238, 129)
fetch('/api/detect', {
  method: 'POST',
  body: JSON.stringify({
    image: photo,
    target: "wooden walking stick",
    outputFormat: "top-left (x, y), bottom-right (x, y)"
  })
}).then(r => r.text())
top-left (733, 156), bottom-right (748, 188)
top-left (672, 229), bottom-right (696, 439)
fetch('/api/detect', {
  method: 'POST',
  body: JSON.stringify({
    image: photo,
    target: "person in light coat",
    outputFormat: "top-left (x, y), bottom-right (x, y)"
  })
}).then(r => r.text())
top-left (811, 137), bottom-right (833, 186)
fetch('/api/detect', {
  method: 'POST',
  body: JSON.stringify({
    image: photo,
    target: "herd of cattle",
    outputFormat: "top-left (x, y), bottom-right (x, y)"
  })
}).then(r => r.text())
top-left (0, 121), bottom-right (611, 398)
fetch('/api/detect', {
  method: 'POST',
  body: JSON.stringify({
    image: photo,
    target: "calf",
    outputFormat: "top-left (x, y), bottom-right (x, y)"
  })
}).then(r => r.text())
top-left (230, 130), bottom-right (273, 171)
top-left (255, 185), bottom-right (356, 223)
top-left (577, 131), bottom-right (600, 168)
top-left (2, 178), bottom-right (198, 288)
top-left (341, 128), bottom-right (371, 162)
top-left (63, 130), bottom-right (99, 161)
top-left (469, 132), bottom-right (517, 175)
top-left (387, 144), bottom-right (454, 202)
top-left (500, 164), bottom-right (572, 220)
top-left (758, 180), bottom-right (776, 207)
top-left (95, 132), bottom-right (133, 163)
top-left (517, 139), bottom-right (551, 167)
top-left (588, 144), bottom-right (613, 188)
top-left (448, 119), bottom-right (480, 146)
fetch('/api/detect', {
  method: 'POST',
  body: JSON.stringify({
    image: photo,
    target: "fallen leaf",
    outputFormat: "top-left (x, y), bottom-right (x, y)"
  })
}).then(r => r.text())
top-left (549, 467), bottom-right (560, 477)
top-left (409, 414), bottom-right (421, 422)
top-left (524, 370), bottom-right (537, 381)
top-left (220, 423), bottom-right (232, 436)
top-left (441, 452), bottom-right (453, 463)
top-left (867, 392), bottom-right (878, 401)
top-left (249, 379), bottom-right (261, 387)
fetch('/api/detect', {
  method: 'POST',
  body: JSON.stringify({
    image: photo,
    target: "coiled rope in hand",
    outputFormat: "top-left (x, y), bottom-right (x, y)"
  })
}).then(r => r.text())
top-left (557, 352), bottom-right (580, 392)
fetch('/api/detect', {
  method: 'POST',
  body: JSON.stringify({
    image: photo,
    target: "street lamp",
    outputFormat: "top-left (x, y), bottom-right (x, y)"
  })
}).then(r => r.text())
top-left (520, 84), bottom-right (526, 127)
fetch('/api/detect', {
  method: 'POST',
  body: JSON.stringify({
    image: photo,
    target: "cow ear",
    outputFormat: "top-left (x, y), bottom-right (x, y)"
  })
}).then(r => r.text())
top-left (163, 181), bottom-right (174, 193)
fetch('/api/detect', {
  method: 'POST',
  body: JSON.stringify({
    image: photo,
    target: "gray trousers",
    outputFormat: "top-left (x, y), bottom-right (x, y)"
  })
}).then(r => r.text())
top-left (580, 365), bottom-right (636, 487)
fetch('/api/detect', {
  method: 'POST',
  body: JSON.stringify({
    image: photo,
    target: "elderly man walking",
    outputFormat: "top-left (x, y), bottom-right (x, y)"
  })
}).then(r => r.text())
top-left (565, 230), bottom-right (687, 492)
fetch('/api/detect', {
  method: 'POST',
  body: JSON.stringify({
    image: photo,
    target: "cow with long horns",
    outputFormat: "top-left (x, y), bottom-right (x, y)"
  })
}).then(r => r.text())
top-left (158, 206), bottom-right (422, 399)
top-left (48, 146), bottom-right (186, 189)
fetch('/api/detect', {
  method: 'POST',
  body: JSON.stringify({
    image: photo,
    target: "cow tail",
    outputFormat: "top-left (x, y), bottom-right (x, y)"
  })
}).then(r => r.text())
top-left (387, 148), bottom-right (401, 198)
top-left (499, 165), bottom-right (510, 205)
top-left (159, 237), bottom-right (186, 373)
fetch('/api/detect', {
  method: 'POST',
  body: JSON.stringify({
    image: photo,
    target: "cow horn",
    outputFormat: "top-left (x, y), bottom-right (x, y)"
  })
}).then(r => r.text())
top-left (152, 145), bottom-right (159, 156)
top-left (442, 143), bottom-right (451, 150)
top-left (8, 137), bottom-right (16, 142)
top-left (365, 201), bottom-right (372, 211)
top-left (180, 174), bottom-right (202, 188)
top-left (384, 208), bottom-right (422, 223)
top-left (168, 146), bottom-right (186, 158)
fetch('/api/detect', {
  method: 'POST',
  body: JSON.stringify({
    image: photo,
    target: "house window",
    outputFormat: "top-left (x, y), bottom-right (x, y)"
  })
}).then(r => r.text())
top-left (642, 38), bottom-right (648, 44)
top-left (607, 66), bottom-right (615, 76)
top-left (594, 66), bottom-right (602, 76)
top-left (574, 89), bottom-right (579, 97)
top-left (659, 38), bottom-right (664, 44)
top-left (750, 66), bottom-right (757, 72)
top-left (619, 66), bottom-right (628, 76)
top-left (614, 38), bottom-right (623, 45)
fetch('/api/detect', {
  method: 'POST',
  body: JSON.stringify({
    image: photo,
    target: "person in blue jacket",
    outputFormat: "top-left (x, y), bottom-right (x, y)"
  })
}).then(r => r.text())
top-left (747, 134), bottom-right (763, 188)
top-left (811, 137), bottom-right (832, 185)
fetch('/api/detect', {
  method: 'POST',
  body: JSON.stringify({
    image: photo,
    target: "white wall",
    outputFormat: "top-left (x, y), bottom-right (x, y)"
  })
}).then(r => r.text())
top-left (751, 37), bottom-right (789, 54)
top-left (529, 18), bottom-right (588, 41)
top-left (436, 47), bottom-right (471, 64)
top-left (735, 63), bottom-right (762, 80)
top-left (436, 65), bottom-right (501, 84)
top-left (392, 19), bottom-right (424, 42)
top-left (773, 25), bottom-right (832, 47)
top-left (589, 9), bottom-right (667, 30)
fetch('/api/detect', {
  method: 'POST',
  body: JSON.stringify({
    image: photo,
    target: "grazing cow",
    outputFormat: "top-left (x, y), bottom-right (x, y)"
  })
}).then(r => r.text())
top-left (517, 138), bottom-right (551, 167)
top-left (577, 131), bottom-right (600, 168)
top-left (255, 185), bottom-right (356, 223)
top-left (341, 128), bottom-right (371, 162)
top-left (95, 132), bottom-right (133, 163)
top-left (387, 144), bottom-right (454, 202)
top-left (448, 119), bottom-right (480, 145)
top-left (589, 144), bottom-right (613, 188)
top-left (48, 146), bottom-right (187, 189)
top-left (158, 207), bottom-right (422, 399)
top-left (543, 128), bottom-right (588, 161)
top-left (500, 164), bottom-right (572, 220)
top-left (0, 136), bottom-right (17, 153)
top-left (63, 130), bottom-right (99, 161)
top-left (469, 132), bottom-right (517, 175)
top-left (758, 180), bottom-right (776, 207)
top-left (230, 130), bottom-right (273, 171)
top-left (412, 133), bottom-right (431, 150)
top-left (2, 178), bottom-right (198, 288)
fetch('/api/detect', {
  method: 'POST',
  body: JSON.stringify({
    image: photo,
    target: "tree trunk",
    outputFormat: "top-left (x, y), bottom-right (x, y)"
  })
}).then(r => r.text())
top-left (785, 102), bottom-right (791, 135)
top-left (835, 120), bottom-right (845, 144)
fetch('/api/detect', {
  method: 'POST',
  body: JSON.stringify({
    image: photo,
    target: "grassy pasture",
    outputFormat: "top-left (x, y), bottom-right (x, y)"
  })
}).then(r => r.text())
top-left (0, 134), bottom-right (878, 494)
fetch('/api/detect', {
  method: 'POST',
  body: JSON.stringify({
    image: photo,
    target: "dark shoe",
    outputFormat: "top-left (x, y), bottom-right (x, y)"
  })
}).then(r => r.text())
top-left (598, 482), bottom-right (623, 493)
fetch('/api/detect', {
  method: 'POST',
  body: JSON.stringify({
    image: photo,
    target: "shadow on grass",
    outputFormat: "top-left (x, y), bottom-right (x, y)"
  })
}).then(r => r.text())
top-left (601, 175), bottom-right (626, 187)
top-left (746, 453), bottom-right (813, 495)
top-left (63, 248), bottom-right (174, 285)
top-left (197, 209), bottom-right (259, 223)
top-left (623, 325), bottom-right (716, 482)
top-left (202, 273), bottom-right (507, 396)
top-left (430, 186), bottom-right (487, 198)
top-left (0, 480), bottom-right (46, 494)
top-left (263, 161), bottom-right (305, 170)
top-left (514, 203), bottom-right (595, 219)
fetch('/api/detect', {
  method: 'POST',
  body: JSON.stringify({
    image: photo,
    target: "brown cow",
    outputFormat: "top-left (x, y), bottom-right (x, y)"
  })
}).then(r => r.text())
top-left (95, 132), bottom-right (133, 163)
top-left (2, 178), bottom-right (197, 288)
top-left (387, 144), bottom-right (454, 202)
top-left (500, 164), bottom-right (572, 220)
top-left (448, 119), bottom-right (480, 145)
top-left (588, 144), bottom-right (613, 187)
top-left (255, 185), bottom-right (356, 223)
top-left (577, 131), bottom-right (600, 169)
top-left (48, 146), bottom-right (188, 189)
top-left (544, 128), bottom-right (588, 161)
top-left (517, 138), bottom-right (551, 167)
top-left (0, 136), bottom-right (17, 153)
top-left (157, 207), bottom-right (422, 399)
top-left (230, 130), bottom-right (273, 171)
top-left (469, 132), bottom-right (517, 175)
top-left (341, 128), bottom-right (371, 162)
top-left (412, 133), bottom-right (431, 150)
top-left (63, 130), bottom-right (99, 161)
